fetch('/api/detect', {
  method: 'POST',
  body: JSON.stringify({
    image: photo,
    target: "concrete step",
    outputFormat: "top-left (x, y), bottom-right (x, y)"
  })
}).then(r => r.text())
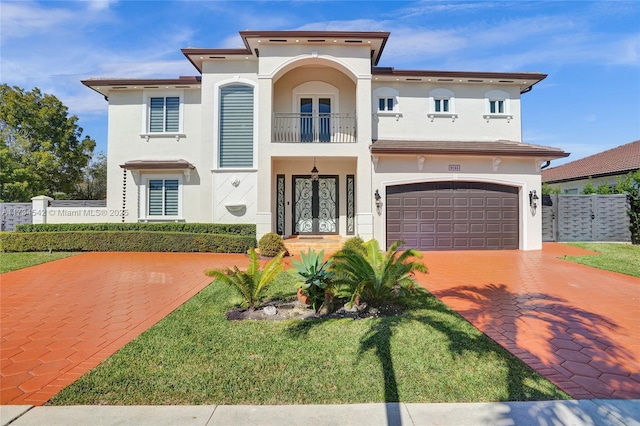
top-left (283, 236), bottom-right (346, 256)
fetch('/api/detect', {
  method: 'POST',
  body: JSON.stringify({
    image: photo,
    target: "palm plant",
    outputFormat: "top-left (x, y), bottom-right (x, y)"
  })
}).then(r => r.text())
top-left (331, 239), bottom-right (427, 308)
top-left (206, 248), bottom-right (285, 310)
top-left (289, 248), bottom-right (334, 312)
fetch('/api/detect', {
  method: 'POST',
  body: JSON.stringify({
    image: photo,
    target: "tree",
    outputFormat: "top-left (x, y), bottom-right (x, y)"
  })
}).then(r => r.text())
top-left (71, 152), bottom-right (107, 200)
top-left (0, 84), bottom-right (96, 202)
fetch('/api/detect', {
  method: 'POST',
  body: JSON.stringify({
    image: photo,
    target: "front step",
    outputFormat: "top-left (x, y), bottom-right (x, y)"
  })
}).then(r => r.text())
top-left (283, 236), bottom-right (346, 256)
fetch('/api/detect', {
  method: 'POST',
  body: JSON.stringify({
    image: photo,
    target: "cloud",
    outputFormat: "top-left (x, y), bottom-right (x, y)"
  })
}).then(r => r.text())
top-left (0, 1), bottom-right (75, 40)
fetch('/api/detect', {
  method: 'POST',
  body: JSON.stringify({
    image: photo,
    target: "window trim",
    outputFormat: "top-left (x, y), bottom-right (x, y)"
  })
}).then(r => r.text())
top-left (140, 91), bottom-right (185, 138)
top-left (483, 90), bottom-right (512, 122)
top-left (139, 174), bottom-right (184, 221)
top-left (212, 78), bottom-right (258, 171)
top-left (428, 88), bottom-right (457, 121)
top-left (373, 87), bottom-right (401, 118)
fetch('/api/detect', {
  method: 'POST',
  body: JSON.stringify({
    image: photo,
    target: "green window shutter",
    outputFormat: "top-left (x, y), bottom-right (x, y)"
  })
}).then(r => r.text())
top-left (148, 180), bottom-right (164, 215)
top-left (219, 85), bottom-right (254, 168)
top-left (149, 98), bottom-right (165, 132)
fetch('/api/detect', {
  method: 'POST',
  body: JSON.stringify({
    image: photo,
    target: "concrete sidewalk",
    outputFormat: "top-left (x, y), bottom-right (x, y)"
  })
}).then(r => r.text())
top-left (3, 400), bottom-right (639, 425)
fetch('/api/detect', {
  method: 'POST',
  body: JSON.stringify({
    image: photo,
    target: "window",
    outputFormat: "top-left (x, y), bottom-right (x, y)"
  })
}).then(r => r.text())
top-left (428, 88), bottom-right (456, 121)
top-left (372, 87), bottom-right (400, 116)
top-left (149, 96), bottom-right (180, 132)
top-left (484, 90), bottom-right (511, 121)
top-left (219, 84), bottom-right (254, 168)
top-left (489, 99), bottom-right (505, 114)
top-left (378, 97), bottom-right (395, 112)
top-left (434, 98), bottom-right (450, 113)
top-left (148, 179), bottom-right (179, 216)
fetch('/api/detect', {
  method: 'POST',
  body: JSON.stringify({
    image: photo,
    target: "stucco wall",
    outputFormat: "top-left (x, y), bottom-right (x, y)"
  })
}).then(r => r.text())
top-left (371, 82), bottom-right (522, 142)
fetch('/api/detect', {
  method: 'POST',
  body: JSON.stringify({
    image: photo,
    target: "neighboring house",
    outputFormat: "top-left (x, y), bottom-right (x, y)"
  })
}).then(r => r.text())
top-left (542, 140), bottom-right (640, 194)
top-left (81, 30), bottom-right (568, 251)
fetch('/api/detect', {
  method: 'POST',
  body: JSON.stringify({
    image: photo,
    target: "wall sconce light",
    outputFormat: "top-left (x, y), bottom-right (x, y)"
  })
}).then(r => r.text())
top-left (311, 157), bottom-right (319, 181)
top-left (375, 189), bottom-right (383, 213)
top-left (529, 190), bottom-right (539, 209)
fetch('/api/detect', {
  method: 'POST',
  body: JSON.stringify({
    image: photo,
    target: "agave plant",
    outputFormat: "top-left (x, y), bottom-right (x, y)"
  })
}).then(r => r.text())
top-left (289, 248), bottom-right (334, 312)
top-left (206, 248), bottom-right (285, 310)
top-left (331, 239), bottom-right (427, 308)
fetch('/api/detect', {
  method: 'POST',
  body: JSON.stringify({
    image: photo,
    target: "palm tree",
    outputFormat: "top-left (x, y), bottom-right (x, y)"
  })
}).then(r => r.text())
top-left (206, 248), bottom-right (285, 310)
top-left (331, 239), bottom-right (427, 308)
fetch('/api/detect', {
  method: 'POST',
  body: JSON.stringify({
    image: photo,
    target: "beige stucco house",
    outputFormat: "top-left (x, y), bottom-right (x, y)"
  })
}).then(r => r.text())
top-left (82, 30), bottom-right (568, 251)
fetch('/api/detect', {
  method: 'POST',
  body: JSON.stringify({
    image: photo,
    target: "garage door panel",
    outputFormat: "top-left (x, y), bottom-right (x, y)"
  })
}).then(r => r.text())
top-left (387, 181), bottom-right (519, 251)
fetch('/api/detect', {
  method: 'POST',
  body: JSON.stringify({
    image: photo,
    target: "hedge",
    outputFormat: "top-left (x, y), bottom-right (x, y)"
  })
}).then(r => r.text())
top-left (0, 231), bottom-right (256, 253)
top-left (16, 223), bottom-right (255, 236)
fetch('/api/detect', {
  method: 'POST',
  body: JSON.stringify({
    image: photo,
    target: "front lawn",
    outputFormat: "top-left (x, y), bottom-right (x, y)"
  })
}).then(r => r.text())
top-left (566, 243), bottom-right (640, 277)
top-left (0, 252), bottom-right (77, 273)
top-left (50, 272), bottom-right (568, 405)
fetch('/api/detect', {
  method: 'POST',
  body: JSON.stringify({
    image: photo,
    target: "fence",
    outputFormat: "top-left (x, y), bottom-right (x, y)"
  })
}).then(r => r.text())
top-left (0, 203), bottom-right (33, 231)
top-left (1, 197), bottom-right (109, 231)
top-left (542, 194), bottom-right (631, 242)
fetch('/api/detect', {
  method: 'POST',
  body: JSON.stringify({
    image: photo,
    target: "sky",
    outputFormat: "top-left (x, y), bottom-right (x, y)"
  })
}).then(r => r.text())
top-left (1, 0), bottom-right (639, 166)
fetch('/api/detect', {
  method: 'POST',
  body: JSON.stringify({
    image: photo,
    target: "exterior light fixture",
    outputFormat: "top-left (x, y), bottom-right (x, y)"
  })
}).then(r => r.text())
top-left (529, 190), bottom-right (539, 209)
top-left (375, 189), bottom-right (383, 213)
top-left (311, 158), bottom-right (319, 181)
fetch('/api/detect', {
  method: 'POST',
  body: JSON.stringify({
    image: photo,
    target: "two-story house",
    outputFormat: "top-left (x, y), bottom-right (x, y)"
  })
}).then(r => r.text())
top-left (82, 30), bottom-right (568, 251)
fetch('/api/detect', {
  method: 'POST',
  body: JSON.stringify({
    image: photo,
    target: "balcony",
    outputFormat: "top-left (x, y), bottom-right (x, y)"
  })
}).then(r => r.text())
top-left (272, 112), bottom-right (356, 143)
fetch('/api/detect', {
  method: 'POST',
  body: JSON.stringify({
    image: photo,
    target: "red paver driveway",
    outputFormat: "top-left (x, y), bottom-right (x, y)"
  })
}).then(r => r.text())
top-left (416, 243), bottom-right (640, 399)
top-left (1, 252), bottom-right (248, 405)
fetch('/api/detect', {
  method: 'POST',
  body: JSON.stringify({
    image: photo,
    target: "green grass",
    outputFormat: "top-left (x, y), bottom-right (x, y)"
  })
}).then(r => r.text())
top-left (50, 273), bottom-right (568, 405)
top-left (566, 243), bottom-right (640, 277)
top-left (0, 251), bottom-right (78, 273)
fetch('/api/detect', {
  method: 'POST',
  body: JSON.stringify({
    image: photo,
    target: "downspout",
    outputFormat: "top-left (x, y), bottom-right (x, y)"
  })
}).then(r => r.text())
top-left (540, 161), bottom-right (551, 170)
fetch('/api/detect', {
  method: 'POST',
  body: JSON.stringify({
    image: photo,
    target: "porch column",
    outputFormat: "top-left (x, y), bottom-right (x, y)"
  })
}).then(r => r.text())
top-left (355, 76), bottom-right (374, 241)
top-left (256, 77), bottom-right (273, 241)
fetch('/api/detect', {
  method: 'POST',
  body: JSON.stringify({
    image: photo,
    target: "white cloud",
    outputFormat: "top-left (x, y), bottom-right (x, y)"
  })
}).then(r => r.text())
top-left (0, 1), bottom-right (75, 40)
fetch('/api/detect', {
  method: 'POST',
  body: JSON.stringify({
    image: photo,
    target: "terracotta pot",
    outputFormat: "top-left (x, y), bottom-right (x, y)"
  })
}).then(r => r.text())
top-left (297, 288), bottom-right (311, 305)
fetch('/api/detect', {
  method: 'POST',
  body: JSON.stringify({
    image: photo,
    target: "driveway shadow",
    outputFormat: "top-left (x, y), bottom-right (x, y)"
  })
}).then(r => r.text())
top-left (287, 288), bottom-right (568, 425)
top-left (432, 283), bottom-right (640, 399)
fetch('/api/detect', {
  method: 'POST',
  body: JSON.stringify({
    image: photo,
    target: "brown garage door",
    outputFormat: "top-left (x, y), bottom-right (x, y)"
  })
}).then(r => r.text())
top-left (386, 182), bottom-right (519, 250)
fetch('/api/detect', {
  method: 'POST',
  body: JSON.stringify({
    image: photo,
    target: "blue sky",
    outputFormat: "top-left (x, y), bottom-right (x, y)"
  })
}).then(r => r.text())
top-left (1, 0), bottom-right (638, 166)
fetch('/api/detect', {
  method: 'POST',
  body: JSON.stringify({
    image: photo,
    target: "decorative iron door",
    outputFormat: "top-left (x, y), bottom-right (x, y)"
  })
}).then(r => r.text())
top-left (292, 176), bottom-right (338, 234)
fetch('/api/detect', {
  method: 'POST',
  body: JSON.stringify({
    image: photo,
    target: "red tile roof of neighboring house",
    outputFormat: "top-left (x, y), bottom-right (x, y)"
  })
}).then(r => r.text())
top-left (542, 140), bottom-right (640, 183)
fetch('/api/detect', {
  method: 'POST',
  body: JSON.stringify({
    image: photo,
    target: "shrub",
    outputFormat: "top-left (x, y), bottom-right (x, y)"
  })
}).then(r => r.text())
top-left (331, 239), bottom-right (428, 308)
top-left (289, 249), bottom-right (334, 312)
top-left (340, 236), bottom-right (365, 254)
top-left (258, 232), bottom-right (287, 257)
top-left (205, 248), bottom-right (285, 310)
top-left (0, 231), bottom-right (256, 253)
top-left (16, 223), bottom-right (255, 236)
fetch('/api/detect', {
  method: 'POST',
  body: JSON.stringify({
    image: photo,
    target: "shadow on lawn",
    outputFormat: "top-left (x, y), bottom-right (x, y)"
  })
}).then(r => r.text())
top-left (287, 288), bottom-right (567, 425)
top-left (432, 283), bottom-right (640, 400)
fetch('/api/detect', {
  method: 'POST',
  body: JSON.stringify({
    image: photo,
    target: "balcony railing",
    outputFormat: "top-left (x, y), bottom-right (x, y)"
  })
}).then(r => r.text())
top-left (272, 112), bottom-right (356, 143)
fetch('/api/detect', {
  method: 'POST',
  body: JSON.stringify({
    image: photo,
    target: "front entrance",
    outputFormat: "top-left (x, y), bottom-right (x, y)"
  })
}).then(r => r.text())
top-left (292, 175), bottom-right (338, 234)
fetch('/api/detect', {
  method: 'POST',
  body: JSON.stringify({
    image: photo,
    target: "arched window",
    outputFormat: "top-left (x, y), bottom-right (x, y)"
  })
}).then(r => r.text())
top-left (428, 88), bottom-right (457, 121)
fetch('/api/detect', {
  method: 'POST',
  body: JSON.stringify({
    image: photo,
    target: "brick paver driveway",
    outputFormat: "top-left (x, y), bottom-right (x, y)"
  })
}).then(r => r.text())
top-left (417, 243), bottom-right (640, 399)
top-left (1, 252), bottom-right (249, 405)
top-left (1, 245), bottom-right (639, 405)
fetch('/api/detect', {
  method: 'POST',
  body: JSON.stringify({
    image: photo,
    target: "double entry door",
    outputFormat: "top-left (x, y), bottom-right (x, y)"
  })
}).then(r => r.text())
top-left (293, 176), bottom-right (338, 234)
top-left (300, 97), bottom-right (331, 142)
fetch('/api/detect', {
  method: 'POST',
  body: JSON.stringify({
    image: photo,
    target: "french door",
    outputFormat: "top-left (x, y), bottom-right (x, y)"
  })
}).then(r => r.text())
top-left (293, 176), bottom-right (338, 234)
top-left (300, 97), bottom-right (331, 142)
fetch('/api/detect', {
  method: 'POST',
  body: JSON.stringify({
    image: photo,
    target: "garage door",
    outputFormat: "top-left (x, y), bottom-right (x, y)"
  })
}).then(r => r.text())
top-left (386, 182), bottom-right (519, 250)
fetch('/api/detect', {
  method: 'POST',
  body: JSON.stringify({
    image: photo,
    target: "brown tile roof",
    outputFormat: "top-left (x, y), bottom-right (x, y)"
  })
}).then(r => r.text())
top-left (370, 139), bottom-right (569, 159)
top-left (542, 140), bottom-right (640, 183)
top-left (119, 160), bottom-right (195, 170)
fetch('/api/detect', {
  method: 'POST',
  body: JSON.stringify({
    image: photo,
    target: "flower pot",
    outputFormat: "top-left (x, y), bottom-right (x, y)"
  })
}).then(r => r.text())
top-left (297, 288), bottom-right (311, 305)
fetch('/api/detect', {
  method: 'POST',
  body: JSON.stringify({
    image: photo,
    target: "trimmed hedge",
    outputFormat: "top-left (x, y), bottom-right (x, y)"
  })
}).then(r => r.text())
top-left (0, 231), bottom-right (256, 253)
top-left (16, 223), bottom-right (255, 236)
